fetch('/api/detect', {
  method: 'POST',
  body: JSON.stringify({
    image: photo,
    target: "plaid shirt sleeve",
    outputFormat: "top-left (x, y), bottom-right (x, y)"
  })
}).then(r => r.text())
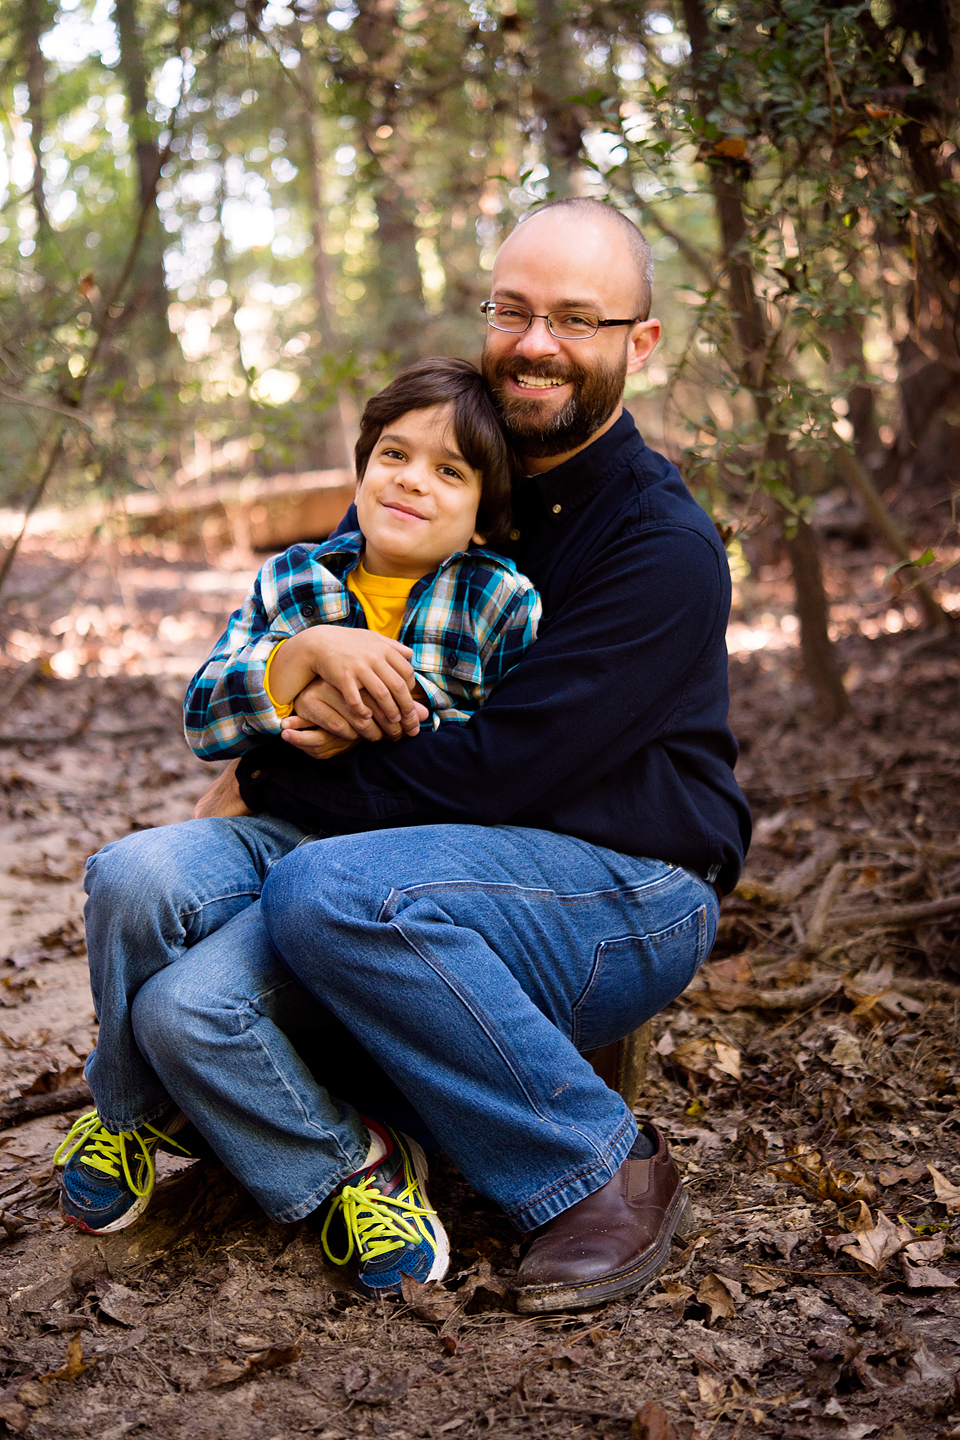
top-left (183, 546), bottom-right (347, 760)
top-left (414, 559), bottom-right (541, 726)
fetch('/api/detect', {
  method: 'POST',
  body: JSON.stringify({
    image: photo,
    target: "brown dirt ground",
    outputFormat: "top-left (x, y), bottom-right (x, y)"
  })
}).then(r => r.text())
top-left (0, 537), bottom-right (958, 1440)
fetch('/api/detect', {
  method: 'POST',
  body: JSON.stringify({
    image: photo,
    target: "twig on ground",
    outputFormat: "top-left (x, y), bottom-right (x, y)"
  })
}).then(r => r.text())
top-left (0, 1081), bottom-right (91, 1131)
top-left (829, 894), bottom-right (960, 927)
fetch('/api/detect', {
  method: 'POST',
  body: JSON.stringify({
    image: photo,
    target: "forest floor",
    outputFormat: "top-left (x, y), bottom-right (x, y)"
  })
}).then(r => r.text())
top-left (0, 535), bottom-right (958, 1440)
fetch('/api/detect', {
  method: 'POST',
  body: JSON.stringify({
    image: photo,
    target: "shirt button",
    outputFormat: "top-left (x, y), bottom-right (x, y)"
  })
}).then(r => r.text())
top-left (301, 604), bottom-right (316, 617)
top-left (250, 769), bottom-right (262, 780)
top-left (552, 504), bottom-right (562, 514)
top-left (510, 528), bottom-right (521, 542)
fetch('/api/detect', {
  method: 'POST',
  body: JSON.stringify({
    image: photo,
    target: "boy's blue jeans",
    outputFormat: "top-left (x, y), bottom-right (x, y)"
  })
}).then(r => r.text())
top-left (83, 817), bottom-right (718, 1233)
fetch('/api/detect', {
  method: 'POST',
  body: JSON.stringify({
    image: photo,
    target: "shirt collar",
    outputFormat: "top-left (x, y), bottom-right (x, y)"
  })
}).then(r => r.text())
top-left (520, 409), bottom-right (642, 522)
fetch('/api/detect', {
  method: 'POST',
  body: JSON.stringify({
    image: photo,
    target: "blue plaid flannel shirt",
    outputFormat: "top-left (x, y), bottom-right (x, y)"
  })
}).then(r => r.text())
top-left (184, 530), bottom-right (541, 760)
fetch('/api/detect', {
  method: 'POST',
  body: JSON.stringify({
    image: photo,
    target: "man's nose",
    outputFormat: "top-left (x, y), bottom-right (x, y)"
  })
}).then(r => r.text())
top-left (513, 316), bottom-right (561, 361)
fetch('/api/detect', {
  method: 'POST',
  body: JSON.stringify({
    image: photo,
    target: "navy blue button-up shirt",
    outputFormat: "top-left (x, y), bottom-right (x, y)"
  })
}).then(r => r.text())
top-left (236, 410), bottom-right (751, 892)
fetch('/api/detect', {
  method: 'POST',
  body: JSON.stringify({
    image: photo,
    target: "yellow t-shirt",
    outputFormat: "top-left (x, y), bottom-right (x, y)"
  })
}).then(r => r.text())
top-left (264, 562), bottom-right (416, 716)
top-left (346, 563), bottom-right (416, 641)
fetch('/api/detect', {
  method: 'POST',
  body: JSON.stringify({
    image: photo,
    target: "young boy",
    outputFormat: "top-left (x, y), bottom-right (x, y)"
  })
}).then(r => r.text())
top-left (54, 358), bottom-right (539, 1299)
top-left (184, 355), bottom-right (539, 760)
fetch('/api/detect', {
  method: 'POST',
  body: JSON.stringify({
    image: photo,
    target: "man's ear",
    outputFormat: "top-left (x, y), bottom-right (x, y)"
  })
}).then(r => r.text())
top-left (626, 319), bottom-right (661, 376)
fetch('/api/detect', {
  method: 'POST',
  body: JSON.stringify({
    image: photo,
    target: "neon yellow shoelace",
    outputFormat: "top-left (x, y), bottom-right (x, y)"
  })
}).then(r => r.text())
top-left (321, 1169), bottom-right (438, 1267)
top-left (53, 1110), bottom-right (188, 1199)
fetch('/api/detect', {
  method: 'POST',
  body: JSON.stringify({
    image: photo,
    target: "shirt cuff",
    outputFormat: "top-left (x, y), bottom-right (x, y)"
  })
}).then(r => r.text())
top-left (264, 640), bottom-right (294, 719)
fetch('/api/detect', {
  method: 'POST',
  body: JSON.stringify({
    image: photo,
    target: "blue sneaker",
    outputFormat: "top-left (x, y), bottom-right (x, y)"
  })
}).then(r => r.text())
top-left (53, 1109), bottom-right (189, 1234)
top-left (321, 1123), bottom-right (450, 1299)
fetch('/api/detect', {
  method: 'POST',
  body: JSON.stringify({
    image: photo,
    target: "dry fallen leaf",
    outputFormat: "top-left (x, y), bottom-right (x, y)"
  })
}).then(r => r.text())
top-left (95, 1279), bottom-right (148, 1328)
top-left (901, 1258), bottom-right (958, 1290)
top-left (697, 1370), bottom-right (728, 1406)
top-left (0, 1399), bottom-right (29, 1434)
top-left (877, 1160), bottom-right (927, 1187)
top-left (400, 1274), bottom-right (458, 1324)
top-left (341, 1366), bottom-right (408, 1405)
top-left (631, 1399), bottom-right (681, 1440)
top-left (452, 1260), bottom-right (510, 1313)
top-left (199, 1340), bottom-right (302, 1389)
top-left (41, 1332), bottom-right (95, 1384)
top-left (697, 1272), bottom-right (742, 1322)
top-left (713, 1042), bottom-right (742, 1081)
top-left (744, 1266), bottom-right (786, 1294)
top-left (927, 1164), bottom-right (960, 1213)
top-left (840, 1211), bottom-right (909, 1273)
top-left (199, 1359), bottom-right (247, 1389)
top-left (644, 1280), bottom-right (694, 1316)
top-left (904, 1234), bottom-right (946, 1263)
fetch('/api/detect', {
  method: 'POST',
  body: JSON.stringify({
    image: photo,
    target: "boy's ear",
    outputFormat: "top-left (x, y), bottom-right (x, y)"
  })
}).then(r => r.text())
top-left (471, 528), bottom-right (486, 546)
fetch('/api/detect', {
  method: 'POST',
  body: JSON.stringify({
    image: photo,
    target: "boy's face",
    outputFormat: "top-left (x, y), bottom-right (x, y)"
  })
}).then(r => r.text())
top-left (355, 403), bottom-right (485, 579)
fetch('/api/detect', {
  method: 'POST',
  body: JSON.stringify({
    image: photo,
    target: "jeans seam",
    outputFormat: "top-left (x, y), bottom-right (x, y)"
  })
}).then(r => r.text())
top-left (505, 1110), bottom-right (635, 1227)
top-left (391, 916), bottom-right (612, 1166)
top-left (384, 870), bottom-right (685, 912)
top-left (178, 888), bottom-right (263, 923)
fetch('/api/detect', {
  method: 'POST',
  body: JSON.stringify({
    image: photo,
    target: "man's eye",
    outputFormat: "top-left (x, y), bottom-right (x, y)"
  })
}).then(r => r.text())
top-left (496, 305), bottom-right (528, 320)
top-left (556, 312), bottom-right (594, 329)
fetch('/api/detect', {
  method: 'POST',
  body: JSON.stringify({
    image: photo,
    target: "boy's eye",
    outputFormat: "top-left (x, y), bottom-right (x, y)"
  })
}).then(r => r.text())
top-left (381, 447), bottom-right (406, 460)
top-left (438, 465), bottom-right (466, 481)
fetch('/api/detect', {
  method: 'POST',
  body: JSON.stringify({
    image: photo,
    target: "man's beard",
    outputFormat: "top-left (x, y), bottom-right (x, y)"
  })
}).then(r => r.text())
top-left (481, 346), bottom-right (628, 459)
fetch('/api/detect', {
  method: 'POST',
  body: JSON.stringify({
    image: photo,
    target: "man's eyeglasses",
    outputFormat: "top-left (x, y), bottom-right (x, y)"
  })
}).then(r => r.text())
top-left (480, 301), bottom-right (639, 340)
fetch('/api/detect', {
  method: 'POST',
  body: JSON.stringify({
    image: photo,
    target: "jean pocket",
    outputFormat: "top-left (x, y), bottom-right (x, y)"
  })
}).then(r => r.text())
top-left (571, 903), bottom-right (710, 1052)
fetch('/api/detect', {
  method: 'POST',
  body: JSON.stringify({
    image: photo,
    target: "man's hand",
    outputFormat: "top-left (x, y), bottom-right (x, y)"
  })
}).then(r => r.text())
top-left (279, 713), bottom-right (360, 759)
top-left (193, 758), bottom-right (252, 819)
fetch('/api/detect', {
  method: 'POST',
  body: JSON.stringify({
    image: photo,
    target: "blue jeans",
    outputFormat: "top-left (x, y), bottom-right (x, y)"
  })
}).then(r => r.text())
top-left (84, 818), bottom-right (718, 1232)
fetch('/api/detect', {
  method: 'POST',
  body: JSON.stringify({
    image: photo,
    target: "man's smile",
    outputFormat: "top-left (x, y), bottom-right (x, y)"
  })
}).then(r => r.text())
top-left (513, 375), bottom-right (567, 390)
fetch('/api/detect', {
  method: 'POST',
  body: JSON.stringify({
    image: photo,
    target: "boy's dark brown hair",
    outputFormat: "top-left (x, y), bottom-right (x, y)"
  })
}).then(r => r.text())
top-left (355, 357), bottom-right (514, 547)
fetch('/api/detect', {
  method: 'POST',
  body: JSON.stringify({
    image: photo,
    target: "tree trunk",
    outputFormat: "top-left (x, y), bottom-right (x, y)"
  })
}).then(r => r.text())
top-left (19, 0), bottom-right (51, 244)
top-left (682, 0), bottom-right (850, 722)
top-left (299, 72), bottom-right (353, 468)
top-left (532, 0), bottom-right (583, 197)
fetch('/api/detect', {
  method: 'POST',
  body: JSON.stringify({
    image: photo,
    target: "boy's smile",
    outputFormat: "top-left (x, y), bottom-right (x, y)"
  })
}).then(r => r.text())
top-left (356, 404), bottom-right (485, 580)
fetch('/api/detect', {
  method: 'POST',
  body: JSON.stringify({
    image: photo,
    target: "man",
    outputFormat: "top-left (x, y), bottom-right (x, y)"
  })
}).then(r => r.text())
top-left (76, 197), bottom-right (750, 1313)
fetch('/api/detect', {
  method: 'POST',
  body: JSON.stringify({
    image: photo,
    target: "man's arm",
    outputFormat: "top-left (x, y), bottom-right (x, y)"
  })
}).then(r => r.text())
top-left (237, 524), bottom-right (729, 832)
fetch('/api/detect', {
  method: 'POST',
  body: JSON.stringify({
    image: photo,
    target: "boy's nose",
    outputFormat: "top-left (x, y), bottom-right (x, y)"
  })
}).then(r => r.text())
top-left (395, 464), bottom-right (429, 491)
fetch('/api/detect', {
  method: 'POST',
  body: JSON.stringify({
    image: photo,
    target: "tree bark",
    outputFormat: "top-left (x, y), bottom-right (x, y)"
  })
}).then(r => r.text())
top-left (531, 0), bottom-right (584, 198)
top-left (113, 0), bottom-right (171, 357)
top-left (19, 0), bottom-right (51, 243)
top-left (682, 0), bottom-right (850, 722)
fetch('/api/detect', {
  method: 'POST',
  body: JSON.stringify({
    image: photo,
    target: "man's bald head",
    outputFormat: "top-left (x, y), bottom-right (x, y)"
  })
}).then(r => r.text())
top-left (511, 198), bottom-right (654, 321)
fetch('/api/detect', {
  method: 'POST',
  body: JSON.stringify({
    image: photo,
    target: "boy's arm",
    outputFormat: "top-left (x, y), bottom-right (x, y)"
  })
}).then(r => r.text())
top-left (183, 563), bottom-right (297, 760)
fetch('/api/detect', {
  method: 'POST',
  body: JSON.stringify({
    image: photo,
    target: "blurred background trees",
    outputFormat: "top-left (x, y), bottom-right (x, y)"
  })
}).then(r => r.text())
top-left (1, 0), bottom-right (958, 711)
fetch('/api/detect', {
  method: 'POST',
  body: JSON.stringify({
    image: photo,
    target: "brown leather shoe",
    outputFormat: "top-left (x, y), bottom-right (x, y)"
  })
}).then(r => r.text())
top-left (513, 1124), bottom-right (692, 1314)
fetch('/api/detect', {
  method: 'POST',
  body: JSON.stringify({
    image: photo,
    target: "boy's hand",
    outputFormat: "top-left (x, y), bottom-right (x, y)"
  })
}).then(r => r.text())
top-left (273, 627), bottom-right (421, 737)
top-left (292, 675), bottom-right (430, 743)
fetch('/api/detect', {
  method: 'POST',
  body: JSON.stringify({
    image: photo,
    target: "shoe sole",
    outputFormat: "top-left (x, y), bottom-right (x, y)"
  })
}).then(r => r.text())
top-left (399, 1132), bottom-right (450, 1285)
top-left (59, 1187), bottom-right (152, 1236)
top-left (356, 1132), bottom-right (450, 1298)
top-left (513, 1184), bottom-right (694, 1315)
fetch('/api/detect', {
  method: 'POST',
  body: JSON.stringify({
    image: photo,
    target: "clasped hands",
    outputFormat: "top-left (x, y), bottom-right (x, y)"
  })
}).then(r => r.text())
top-left (193, 626), bottom-right (430, 820)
